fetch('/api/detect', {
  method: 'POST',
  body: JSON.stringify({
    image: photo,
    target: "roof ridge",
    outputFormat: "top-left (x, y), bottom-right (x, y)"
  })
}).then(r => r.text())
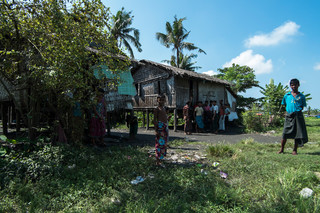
top-left (139, 59), bottom-right (231, 86)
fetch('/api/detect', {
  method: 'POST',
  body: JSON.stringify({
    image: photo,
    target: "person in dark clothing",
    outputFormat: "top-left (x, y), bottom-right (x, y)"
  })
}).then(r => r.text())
top-left (278, 78), bottom-right (308, 155)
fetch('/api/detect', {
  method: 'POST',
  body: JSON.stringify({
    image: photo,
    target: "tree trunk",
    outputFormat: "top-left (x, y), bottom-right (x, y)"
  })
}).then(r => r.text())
top-left (28, 87), bottom-right (37, 141)
top-left (176, 49), bottom-right (180, 68)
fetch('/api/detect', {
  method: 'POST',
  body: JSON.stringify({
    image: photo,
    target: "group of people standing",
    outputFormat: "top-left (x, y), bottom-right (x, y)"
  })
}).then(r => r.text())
top-left (183, 100), bottom-right (231, 135)
top-left (87, 77), bottom-right (309, 169)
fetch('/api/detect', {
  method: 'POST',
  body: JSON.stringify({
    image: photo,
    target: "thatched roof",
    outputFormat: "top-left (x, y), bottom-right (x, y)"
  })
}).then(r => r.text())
top-left (138, 59), bottom-right (231, 86)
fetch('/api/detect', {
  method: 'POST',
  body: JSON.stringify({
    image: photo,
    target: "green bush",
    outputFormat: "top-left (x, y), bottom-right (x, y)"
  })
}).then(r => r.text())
top-left (242, 104), bottom-right (285, 132)
top-left (242, 108), bottom-right (265, 132)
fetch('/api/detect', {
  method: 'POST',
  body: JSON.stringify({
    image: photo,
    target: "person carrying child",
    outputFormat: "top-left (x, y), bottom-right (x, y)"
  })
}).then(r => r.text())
top-left (278, 78), bottom-right (308, 155)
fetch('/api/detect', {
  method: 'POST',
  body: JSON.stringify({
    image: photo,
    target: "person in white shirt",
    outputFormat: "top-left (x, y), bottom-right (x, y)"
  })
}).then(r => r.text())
top-left (224, 103), bottom-right (231, 131)
top-left (210, 100), bottom-right (219, 133)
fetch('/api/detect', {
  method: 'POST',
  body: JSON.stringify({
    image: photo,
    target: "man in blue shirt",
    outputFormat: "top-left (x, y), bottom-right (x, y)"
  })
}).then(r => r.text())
top-left (278, 78), bottom-right (308, 155)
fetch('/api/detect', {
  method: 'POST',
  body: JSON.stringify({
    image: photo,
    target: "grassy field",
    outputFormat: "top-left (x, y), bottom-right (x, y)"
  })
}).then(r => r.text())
top-left (0, 117), bottom-right (319, 212)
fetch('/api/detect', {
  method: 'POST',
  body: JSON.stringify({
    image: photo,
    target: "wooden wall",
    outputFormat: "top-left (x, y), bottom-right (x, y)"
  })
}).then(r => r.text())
top-left (174, 77), bottom-right (226, 109)
top-left (132, 64), bottom-right (232, 110)
top-left (132, 65), bottom-right (173, 109)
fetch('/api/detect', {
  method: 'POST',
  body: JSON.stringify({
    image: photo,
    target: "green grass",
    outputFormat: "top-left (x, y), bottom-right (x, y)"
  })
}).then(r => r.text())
top-left (0, 117), bottom-right (320, 212)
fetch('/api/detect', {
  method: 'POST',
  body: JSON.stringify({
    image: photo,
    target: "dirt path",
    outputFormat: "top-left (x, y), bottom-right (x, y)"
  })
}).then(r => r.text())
top-left (105, 127), bottom-right (282, 166)
top-left (106, 127), bottom-right (281, 146)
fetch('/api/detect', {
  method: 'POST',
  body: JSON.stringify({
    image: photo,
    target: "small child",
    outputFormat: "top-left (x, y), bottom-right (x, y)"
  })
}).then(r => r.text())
top-left (278, 78), bottom-right (308, 155)
top-left (126, 114), bottom-right (138, 140)
top-left (154, 95), bottom-right (169, 167)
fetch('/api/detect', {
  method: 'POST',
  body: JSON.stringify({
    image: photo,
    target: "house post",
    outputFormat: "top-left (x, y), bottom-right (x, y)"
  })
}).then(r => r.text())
top-left (174, 108), bottom-right (177, 132)
top-left (1, 103), bottom-right (8, 135)
top-left (142, 110), bottom-right (145, 127)
top-left (8, 105), bottom-right (12, 128)
top-left (107, 112), bottom-right (111, 136)
top-left (16, 110), bottom-right (21, 132)
top-left (146, 109), bottom-right (149, 130)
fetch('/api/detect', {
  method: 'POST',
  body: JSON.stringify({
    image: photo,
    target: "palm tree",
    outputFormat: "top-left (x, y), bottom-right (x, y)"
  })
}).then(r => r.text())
top-left (162, 53), bottom-right (201, 71)
top-left (109, 7), bottom-right (142, 58)
top-left (156, 16), bottom-right (206, 68)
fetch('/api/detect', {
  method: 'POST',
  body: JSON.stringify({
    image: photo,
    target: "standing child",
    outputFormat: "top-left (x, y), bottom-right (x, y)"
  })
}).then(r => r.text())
top-left (278, 78), bottom-right (308, 155)
top-left (154, 95), bottom-right (169, 167)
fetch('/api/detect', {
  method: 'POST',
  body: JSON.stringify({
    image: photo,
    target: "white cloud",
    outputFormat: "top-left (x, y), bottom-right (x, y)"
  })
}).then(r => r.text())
top-left (223, 50), bottom-right (273, 75)
top-left (245, 21), bottom-right (300, 47)
top-left (314, 63), bottom-right (320, 70)
top-left (201, 70), bottom-right (218, 76)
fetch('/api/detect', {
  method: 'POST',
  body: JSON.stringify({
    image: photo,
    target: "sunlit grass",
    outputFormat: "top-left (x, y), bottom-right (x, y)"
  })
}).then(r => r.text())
top-left (0, 116), bottom-right (319, 212)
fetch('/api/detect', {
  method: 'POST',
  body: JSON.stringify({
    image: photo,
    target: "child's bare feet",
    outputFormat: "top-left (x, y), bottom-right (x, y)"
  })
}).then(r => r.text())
top-left (277, 150), bottom-right (284, 154)
top-left (292, 151), bottom-right (297, 155)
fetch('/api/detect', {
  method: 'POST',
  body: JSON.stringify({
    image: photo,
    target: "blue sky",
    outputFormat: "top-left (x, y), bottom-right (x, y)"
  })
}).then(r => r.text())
top-left (103, 0), bottom-right (320, 109)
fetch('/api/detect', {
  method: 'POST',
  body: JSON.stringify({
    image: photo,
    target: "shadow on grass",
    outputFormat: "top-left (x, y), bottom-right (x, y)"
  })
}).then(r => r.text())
top-left (0, 143), bottom-right (245, 212)
top-left (304, 152), bottom-right (320, 156)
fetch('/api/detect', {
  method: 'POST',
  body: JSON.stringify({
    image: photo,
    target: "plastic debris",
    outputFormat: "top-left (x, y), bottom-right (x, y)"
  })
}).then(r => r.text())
top-left (130, 176), bottom-right (145, 185)
top-left (213, 162), bottom-right (220, 167)
top-left (194, 154), bottom-right (201, 159)
top-left (197, 164), bottom-right (203, 167)
top-left (111, 197), bottom-right (121, 204)
top-left (220, 171), bottom-right (228, 179)
top-left (201, 169), bottom-right (208, 175)
top-left (171, 155), bottom-right (179, 161)
top-left (68, 164), bottom-right (76, 169)
top-left (314, 172), bottom-right (320, 180)
top-left (147, 173), bottom-right (155, 179)
top-left (299, 187), bottom-right (313, 198)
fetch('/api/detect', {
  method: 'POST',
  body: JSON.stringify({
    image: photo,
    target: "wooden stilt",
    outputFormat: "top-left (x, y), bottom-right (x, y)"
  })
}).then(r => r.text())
top-left (16, 110), bottom-right (21, 132)
top-left (107, 112), bottom-right (111, 136)
top-left (146, 109), bottom-right (149, 130)
top-left (1, 103), bottom-right (8, 135)
top-left (174, 108), bottom-right (177, 132)
top-left (142, 110), bottom-right (145, 127)
top-left (8, 105), bottom-right (12, 128)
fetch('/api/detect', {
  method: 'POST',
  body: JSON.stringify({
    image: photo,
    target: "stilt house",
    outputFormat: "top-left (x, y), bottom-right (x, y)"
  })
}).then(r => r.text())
top-left (131, 60), bottom-right (237, 130)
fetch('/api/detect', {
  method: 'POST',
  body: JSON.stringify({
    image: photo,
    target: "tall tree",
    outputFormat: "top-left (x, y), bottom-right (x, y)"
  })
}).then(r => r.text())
top-left (217, 64), bottom-right (260, 111)
top-left (0, 0), bottom-right (127, 140)
top-left (162, 53), bottom-right (201, 71)
top-left (156, 16), bottom-right (206, 68)
top-left (109, 7), bottom-right (142, 58)
top-left (217, 64), bottom-right (260, 93)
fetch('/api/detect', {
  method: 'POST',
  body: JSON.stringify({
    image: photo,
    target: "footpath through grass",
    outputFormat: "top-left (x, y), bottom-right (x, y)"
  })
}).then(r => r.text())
top-left (0, 117), bottom-right (320, 212)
